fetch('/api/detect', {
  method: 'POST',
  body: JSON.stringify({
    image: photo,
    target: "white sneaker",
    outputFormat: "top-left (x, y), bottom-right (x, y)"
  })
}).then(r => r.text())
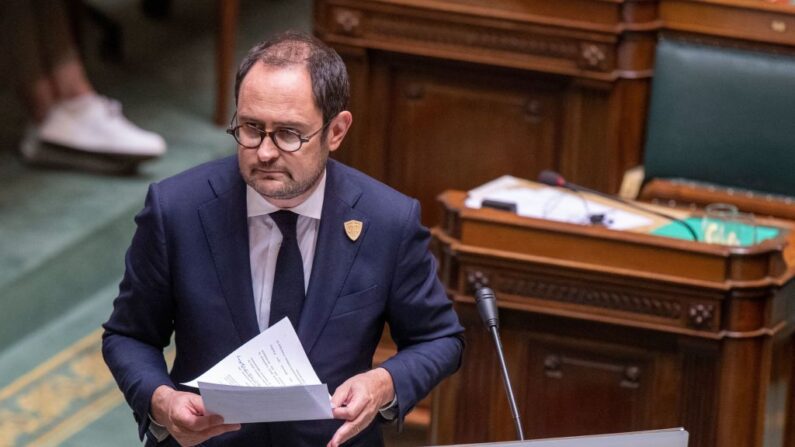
top-left (38, 94), bottom-right (166, 160)
top-left (20, 125), bottom-right (140, 175)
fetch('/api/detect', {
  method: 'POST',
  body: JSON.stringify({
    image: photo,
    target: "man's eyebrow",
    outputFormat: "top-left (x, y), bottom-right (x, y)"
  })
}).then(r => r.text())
top-left (236, 115), bottom-right (308, 129)
top-left (273, 121), bottom-right (307, 129)
top-left (236, 114), bottom-right (262, 125)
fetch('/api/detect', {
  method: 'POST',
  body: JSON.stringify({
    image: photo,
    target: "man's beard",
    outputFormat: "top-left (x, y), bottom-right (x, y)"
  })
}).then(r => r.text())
top-left (248, 149), bottom-right (328, 201)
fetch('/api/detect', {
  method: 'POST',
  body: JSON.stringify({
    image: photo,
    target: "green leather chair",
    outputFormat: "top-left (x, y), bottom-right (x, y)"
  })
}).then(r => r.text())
top-left (639, 37), bottom-right (795, 215)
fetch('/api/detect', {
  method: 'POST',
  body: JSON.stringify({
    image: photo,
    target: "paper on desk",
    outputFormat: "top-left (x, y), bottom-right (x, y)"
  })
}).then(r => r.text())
top-left (183, 317), bottom-right (332, 423)
top-left (466, 175), bottom-right (652, 231)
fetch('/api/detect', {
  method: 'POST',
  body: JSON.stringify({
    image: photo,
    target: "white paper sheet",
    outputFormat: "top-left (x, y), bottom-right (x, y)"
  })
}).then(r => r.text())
top-left (198, 382), bottom-right (332, 424)
top-left (183, 318), bottom-right (333, 423)
top-left (465, 175), bottom-right (652, 231)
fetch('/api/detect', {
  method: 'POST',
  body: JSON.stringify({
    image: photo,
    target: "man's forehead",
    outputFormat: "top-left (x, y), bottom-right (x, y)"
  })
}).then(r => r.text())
top-left (240, 62), bottom-right (311, 92)
top-left (238, 62), bottom-right (321, 121)
top-left (239, 63), bottom-right (310, 100)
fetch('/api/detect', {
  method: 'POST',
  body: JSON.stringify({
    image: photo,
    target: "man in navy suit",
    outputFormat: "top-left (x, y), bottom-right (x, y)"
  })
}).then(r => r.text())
top-left (102, 31), bottom-right (464, 447)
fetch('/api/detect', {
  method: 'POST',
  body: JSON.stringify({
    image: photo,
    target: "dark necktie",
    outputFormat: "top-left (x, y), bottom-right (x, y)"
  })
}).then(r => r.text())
top-left (268, 210), bottom-right (305, 328)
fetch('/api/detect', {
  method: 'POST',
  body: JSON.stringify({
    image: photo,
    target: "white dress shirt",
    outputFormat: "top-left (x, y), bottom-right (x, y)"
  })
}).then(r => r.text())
top-left (246, 171), bottom-right (326, 332)
top-left (245, 170), bottom-right (399, 421)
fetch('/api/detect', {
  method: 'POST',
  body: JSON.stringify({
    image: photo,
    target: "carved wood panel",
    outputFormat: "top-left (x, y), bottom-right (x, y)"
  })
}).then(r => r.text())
top-left (439, 304), bottom-right (687, 444)
top-left (460, 262), bottom-right (725, 335)
top-left (527, 344), bottom-right (647, 437)
top-left (384, 58), bottom-right (563, 224)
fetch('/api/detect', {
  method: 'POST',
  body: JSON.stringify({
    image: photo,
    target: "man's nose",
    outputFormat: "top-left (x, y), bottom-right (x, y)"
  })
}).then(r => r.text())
top-left (256, 136), bottom-right (280, 163)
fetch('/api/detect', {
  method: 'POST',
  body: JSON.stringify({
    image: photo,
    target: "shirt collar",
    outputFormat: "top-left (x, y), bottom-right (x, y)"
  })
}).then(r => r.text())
top-left (246, 169), bottom-right (326, 219)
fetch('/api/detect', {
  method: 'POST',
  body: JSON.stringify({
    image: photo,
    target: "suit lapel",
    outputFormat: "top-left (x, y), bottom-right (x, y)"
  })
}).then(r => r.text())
top-left (199, 171), bottom-right (260, 344)
top-left (299, 161), bottom-right (367, 354)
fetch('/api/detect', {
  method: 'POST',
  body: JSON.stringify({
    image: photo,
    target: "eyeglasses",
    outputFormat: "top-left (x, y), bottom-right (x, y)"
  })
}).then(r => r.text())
top-left (226, 113), bottom-right (328, 153)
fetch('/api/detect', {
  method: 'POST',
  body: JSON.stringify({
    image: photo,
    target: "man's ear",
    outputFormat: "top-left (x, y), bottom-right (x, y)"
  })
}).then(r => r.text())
top-left (326, 111), bottom-right (353, 152)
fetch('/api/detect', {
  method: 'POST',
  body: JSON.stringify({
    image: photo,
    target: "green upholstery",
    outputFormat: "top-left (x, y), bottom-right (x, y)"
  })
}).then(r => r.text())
top-left (644, 38), bottom-right (795, 197)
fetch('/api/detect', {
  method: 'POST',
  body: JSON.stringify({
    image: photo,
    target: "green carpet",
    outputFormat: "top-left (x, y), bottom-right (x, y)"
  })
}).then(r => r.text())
top-left (0, 0), bottom-right (315, 445)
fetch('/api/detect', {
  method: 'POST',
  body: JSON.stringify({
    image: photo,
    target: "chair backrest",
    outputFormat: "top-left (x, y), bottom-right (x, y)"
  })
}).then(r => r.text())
top-left (643, 38), bottom-right (795, 198)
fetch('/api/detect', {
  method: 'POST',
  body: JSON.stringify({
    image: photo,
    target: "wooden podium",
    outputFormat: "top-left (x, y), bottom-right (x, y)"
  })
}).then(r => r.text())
top-left (430, 191), bottom-right (795, 447)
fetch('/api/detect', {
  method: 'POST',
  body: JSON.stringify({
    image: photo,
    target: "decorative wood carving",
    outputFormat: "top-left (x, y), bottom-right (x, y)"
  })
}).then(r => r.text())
top-left (621, 365), bottom-right (642, 389)
top-left (544, 354), bottom-right (563, 379)
top-left (368, 12), bottom-right (583, 64)
top-left (688, 303), bottom-right (715, 328)
top-left (578, 43), bottom-right (610, 71)
top-left (464, 267), bottom-right (684, 321)
top-left (466, 270), bottom-right (491, 293)
top-left (332, 8), bottom-right (362, 36)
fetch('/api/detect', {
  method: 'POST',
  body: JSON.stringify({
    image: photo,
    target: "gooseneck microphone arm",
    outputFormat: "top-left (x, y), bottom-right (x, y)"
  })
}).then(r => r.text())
top-left (537, 170), bottom-right (699, 242)
top-left (475, 287), bottom-right (525, 441)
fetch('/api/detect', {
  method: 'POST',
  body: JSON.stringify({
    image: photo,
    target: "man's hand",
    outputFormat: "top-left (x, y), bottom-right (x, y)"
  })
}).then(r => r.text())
top-left (150, 385), bottom-right (241, 446)
top-left (327, 368), bottom-right (395, 447)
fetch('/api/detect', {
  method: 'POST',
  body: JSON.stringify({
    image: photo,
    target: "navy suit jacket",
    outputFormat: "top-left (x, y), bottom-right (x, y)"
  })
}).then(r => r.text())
top-left (102, 156), bottom-right (464, 446)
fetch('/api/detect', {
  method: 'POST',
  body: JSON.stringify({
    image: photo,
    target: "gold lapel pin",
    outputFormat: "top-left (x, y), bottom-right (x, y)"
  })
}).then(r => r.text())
top-left (344, 220), bottom-right (363, 241)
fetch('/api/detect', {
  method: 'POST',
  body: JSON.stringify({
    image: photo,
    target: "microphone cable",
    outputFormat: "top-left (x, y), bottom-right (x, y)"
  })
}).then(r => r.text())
top-left (538, 170), bottom-right (699, 241)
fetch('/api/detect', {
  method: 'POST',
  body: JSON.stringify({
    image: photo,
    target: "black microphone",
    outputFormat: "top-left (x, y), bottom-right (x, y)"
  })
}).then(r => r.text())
top-left (475, 287), bottom-right (525, 441)
top-left (476, 286), bottom-right (500, 329)
top-left (537, 170), bottom-right (699, 241)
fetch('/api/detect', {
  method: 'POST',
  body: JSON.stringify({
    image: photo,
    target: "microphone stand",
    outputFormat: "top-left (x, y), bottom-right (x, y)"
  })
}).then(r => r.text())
top-left (475, 287), bottom-right (525, 441)
top-left (489, 324), bottom-right (525, 441)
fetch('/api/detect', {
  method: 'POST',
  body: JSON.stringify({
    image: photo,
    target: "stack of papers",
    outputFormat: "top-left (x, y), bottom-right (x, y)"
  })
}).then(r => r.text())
top-left (465, 175), bottom-right (652, 231)
top-left (184, 318), bottom-right (333, 424)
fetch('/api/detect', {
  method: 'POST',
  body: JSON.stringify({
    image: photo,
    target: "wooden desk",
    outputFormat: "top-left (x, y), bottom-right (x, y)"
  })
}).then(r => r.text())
top-left (431, 190), bottom-right (795, 447)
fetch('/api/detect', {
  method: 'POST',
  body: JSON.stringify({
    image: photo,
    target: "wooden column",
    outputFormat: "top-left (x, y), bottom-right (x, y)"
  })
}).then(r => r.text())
top-left (214, 0), bottom-right (239, 126)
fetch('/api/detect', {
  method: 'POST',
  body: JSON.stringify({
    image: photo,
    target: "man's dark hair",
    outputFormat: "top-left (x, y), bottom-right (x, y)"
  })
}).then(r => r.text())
top-left (234, 31), bottom-right (349, 124)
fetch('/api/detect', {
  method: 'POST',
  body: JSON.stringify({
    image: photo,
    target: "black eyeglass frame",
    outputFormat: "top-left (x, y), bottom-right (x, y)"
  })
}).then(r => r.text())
top-left (225, 112), bottom-right (330, 153)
